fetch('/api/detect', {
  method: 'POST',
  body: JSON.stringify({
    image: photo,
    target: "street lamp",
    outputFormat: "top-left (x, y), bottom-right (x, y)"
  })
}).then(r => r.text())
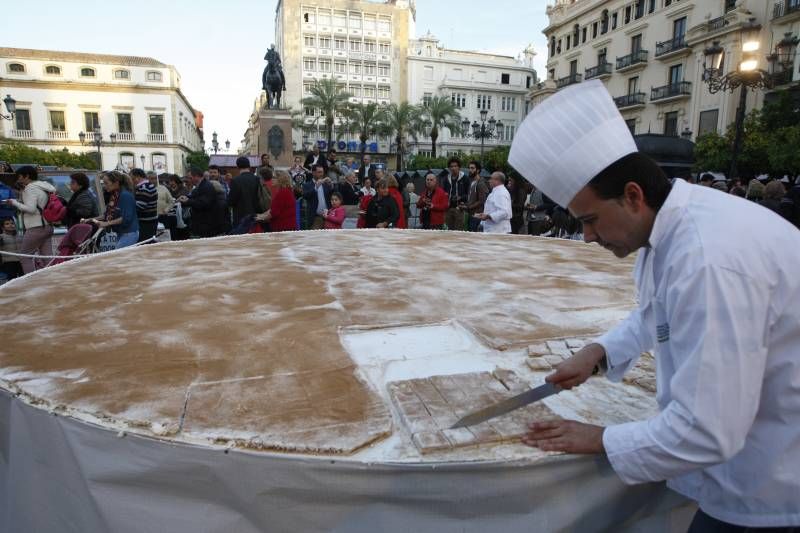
top-left (79, 127), bottom-right (116, 170)
top-left (140, 154), bottom-right (146, 169)
top-left (225, 139), bottom-right (231, 152)
top-left (1, 94), bottom-right (16, 121)
top-left (703, 18), bottom-right (772, 180)
top-left (211, 131), bottom-right (219, 154)
top-left (461, 109), bottom-right (503, 166)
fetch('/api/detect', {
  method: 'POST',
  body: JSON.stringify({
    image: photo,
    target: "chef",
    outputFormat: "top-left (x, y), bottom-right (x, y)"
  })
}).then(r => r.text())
top-left (509, 80), bottom-right (800, 532)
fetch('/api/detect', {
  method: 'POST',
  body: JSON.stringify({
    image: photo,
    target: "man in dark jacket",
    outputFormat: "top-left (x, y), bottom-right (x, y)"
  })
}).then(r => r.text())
top-left (179, 167), bottom-right (222, 238)
top-left (228, 156), bottom-right (262, 227)
top-left (365, 178), bottom-right (399, 228)
top-left (338, 171), bottom-right (360, 206)
top-left (302, 164), bottom-right (333, 230)
top-left (303, 145), bottom-right (327, 174)
top-left (358, 154), bottom-right (377, 184)
top-left (440, 157), bottom-right (470, 231)
top-left (461, 161), bottom-right (489, 232)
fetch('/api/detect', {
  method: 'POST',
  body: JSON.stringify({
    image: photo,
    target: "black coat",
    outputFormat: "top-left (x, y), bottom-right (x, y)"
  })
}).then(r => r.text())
top-left (228, 172), bottom-right (262, 225)
top-left (440, 173), bottom-right (470, 208)
top-left (303, 152), bottom-right (327, 172)
top-left (366, 194), bottom-right (399, 228)
top-left (358, 164), bottom-right (377, 184)
top-left (183, 178), bottom-right (222, 238)
top-left (338, 181), bottom-right (360, 206)
top-left (65, 188), bottom-right (98, 228)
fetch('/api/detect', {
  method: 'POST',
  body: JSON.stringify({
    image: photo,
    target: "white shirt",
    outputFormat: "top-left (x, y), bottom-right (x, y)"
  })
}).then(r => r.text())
top-left (481, 184), bottom-right (512, 234)
top-left (597, 179), bottom-right (800, 528)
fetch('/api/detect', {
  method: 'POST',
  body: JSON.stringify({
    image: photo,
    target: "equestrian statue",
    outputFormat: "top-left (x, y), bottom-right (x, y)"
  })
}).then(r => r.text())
top-left (262, 44), bottom-right (287, 110)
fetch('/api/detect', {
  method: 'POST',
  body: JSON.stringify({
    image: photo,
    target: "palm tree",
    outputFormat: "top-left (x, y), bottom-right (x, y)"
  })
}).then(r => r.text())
top-left (300, 79), bottom-right (351, 151)
top-left (421, 96), bottom-right (463, 159)
top-left (381, 102), bottom-right (423, 172)
top-left (343, 102), bottom-right (386, 167)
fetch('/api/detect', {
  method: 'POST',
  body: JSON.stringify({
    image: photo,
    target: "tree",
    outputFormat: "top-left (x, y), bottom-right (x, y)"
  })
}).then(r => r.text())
top-left (406, 154), bottom-right (449, 171)
top-left (483, 146), bottom-right (513, 175)
top-left (421, 96), bottom-right (462, 159)
top-left (381, 102), bottom-right (423, 172)
top-left (0, 142), bottom-right (97, 169)
top-left (300, 79), bottom-right (351, 151)
top-left (343, 102), bottom-right (386, 166)
top-left (185, 151), bottom-right (210, 171)
top-left (693, 132), bottom-right (731, 173)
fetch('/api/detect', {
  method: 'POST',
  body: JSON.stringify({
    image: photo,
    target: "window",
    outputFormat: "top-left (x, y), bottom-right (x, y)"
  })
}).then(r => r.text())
top-left (8, 63), bottom-right (25, 73)
top-left (570, 59), bottom-right (578, 75)
top-left (649, 0), bottom-right (656, 13)
top-left (550, 37), bottom-right (556, 57)
top-left (304, 82), bottom-right (313, 94)
top-left (363, 87), bottom-right (375, 98)
top-left (632, 34), bottom-right (643, 53)
top-left (303, 12), bottom-right (315, 24)
top-left (592, 22), bottom-right (598, 39)
top-left (363, 17), bottom-right (376, 31)
top-left (49, 110), bottom-right (66, 131)
top-left (349, 86), bottom-right (362, 97)
top-left (501, 97), bottom-right (517, 112)
top-left (626, 118), bottom-right (637, 135)
top-left (81, 67), bottom-right (95, 77)
top-left (114, 69), bottom-right (130, 80)
top-left (422, 92), bottom-right (433, 106)
top-left (557, 39), bottom-right (562, 54)
top-left (566, 36), bottom-right (571, 50)
top-left (119, 153), bottom-right (135, 171)
top-left (304, 35), bottom-right (316, 47)
top-left (146, 71), bottom-right (163, 82)
top-left (628, 76), bottom-right (640, 94)
top-left (625, 6), bottom-right (631, 24)
top-left (84, 112), bottom-right (100, 132)
top-left (15, 109), bottom-right (31, 131)
top-left (501, 73), bottom-right (510, 84)
top-left (379, 43), bottom-right (390, 55)
top-left (378, 19), bottom-right (391, 33)
top-left (149, 114), bottom-right (165, 135)
top-left (423, 66), bottom-right (434, 80)
top-left (364, 64), bottom-right (376, 75)
top-left (612, 12), bottom-right (618, 30)
top-left (333, 11), bottom-right (346, 26)
top-left (335, 38), bottom-right (346, 50)
top-left (664, 111), bottom-right (679, 137)
top-left (582, 27), bottom-right (588, 43)
top-left (318, 10), bottom-right (331, 25)
top-left (698, 109), bottom-right (719, 136)
top-left (669, 64), bottom-right (683, 84)
top-left (378, 65), bottom-right (389, 76)
top-left (350, 40), bottom-right (361, 52)
top-left (527, 76), bottom-right (532, 89)
top-left (45, 65), bottom-right (61, 75)
top-left (319, 37), bottom-right (331, 48)
top-left (364, 41), bottom-right (376, 53)
top-left (349, 15), bottom-right (361, 29)
top-left (477, 95), bottom-right (492, 110)
top-left (378, 86), bottom-right (390, 98)
top-left (451, 93), bottom-right (466, 108)
top-left (350, 63), bottom-right (362, 74)
top-left (335, 61), bottom-right (347, 74)
top-left (304, 58), bottom-right (316, 71)
top-left (548, 68), bottom-right (555, 79)
top-left (635, 0), bottom-right (645, 18)
top-left (673, 17), bottom-right (686, 38)
top-left (305, 106), bottom-right (316, 117)
top-left (319, 59), bottom-right (331, 72)
top-left (601, 10), bottom-right (609, 34)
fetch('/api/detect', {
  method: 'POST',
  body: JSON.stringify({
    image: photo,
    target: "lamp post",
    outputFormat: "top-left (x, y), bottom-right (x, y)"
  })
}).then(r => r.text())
top-left (140, 154), bottom-right (146, 170)
top-left (0, 94), bottom-right (16, 121)
top-left (211, 131), bottom-right (219, 154)
top-left (461, 109), bottom-right (503, 166)
top-left (78, 127), bottom-right (116, 170)
top-left (703, 18), bottom-right (771, 179)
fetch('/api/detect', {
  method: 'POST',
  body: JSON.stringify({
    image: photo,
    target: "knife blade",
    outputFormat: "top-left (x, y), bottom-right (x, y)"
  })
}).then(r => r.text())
top-left (449, 382), bottom-right (561, 429)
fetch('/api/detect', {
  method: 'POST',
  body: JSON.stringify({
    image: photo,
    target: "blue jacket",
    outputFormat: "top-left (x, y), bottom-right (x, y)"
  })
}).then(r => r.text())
top-left (302, 180), bottom-right (333, 225)
top-left (114, 189), bottom-right (139, 234)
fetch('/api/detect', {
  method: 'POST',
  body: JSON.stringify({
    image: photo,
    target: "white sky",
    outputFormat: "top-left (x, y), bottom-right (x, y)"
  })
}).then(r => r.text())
top-left (6, 0), bottom-right (550, 151)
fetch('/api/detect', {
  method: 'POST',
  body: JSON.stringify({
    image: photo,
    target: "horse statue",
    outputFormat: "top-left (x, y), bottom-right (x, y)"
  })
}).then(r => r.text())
top-left (262, 45), bottom-right (287, 110)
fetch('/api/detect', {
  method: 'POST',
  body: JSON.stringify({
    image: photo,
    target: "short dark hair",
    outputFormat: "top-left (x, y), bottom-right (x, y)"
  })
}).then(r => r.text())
top-left (587, 152), bottom-right (671, 211)
top-left (311, 164), bottom-right (325, 173)
top-left (15, 165), bottom-right (37, 181)
top-left (130, 168), bottom-right (147, 180)
top-left (259, 167), bottom-right (274, 180)
top-left (699, 173), bottom-right (714, 183)
top-left (468, 161), bottom-right (482, 172)
top-left (447, 157), bottom-right (461, 168)
top-left (169, 175), bottom-right (183, 187)
top-left (331, 192), bottom-right (342, 202)
top-left (70, 172), bottom-right (90, 189)
top-left (261, 153), bottom-right (269, 159)
top-left (236, 156), bottom-right (251, 169)
top-left (190, 166), bottom-right (204, 178)
top-left (208, 165), bottom-right (220, 172)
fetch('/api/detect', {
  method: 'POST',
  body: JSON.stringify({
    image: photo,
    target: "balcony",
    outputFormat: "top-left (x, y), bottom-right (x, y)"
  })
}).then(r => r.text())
top-left (115, 132), bottom-right (135, 141)
top-left (651, 81), bottom-right (692, 102)
top-left (46, 130), bottom-right (68, 140)
top-left (614, 92), bottom-right (647, 109)
top-left (655, 35), bottom-right (690, 59)
top-left (616, 50), bottom-right (649, 72)
top-left (147, 133), bottom-right (167, 143)
top-left (770, 69), bottom-right (795, 86)
top-left (707, 16), bottom-right (729, 33)
top-left (773, 1), bottom-right (800, 20)
top-left (585, 62), bottom-right (613, 80)
top-left (556, 73), bottom-right (582, 89)
top-left (10, 129), bottom-right (33, 139)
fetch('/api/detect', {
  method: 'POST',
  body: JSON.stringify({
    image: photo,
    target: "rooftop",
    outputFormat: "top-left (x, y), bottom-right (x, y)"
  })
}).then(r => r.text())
top-left (0, 47), bottom-right (169, 68)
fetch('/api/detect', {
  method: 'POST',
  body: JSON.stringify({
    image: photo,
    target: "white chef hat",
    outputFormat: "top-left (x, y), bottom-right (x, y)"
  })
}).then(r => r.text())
top-left (509, 79), bottom-right (638, 207)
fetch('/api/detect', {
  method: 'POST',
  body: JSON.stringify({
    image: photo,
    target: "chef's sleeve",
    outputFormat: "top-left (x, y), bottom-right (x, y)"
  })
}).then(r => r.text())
top-left (594, 306), bottom-right (653, 382)
top-left (602, 264), bottom-right (770, 484)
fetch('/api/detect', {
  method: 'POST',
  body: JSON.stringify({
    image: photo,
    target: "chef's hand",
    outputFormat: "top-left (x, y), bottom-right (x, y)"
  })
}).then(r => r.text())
top-left (546, 343), bottom-right (606, 390)
top-left (522, 420), bottom-right (605, 454)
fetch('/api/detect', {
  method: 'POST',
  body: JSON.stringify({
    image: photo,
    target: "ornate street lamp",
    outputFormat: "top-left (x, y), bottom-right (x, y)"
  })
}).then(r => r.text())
top-left (140, 154), bottom-right (146, 169)
top-left (461, 109), bottom-right (503, 166)
top-left (79, 127), bottom-right (115, 170)
top-left (774, 31), bottom-right (800, 72)
top-left (225, 139), bottom-right (231, 152)
top-left (1, 94), bottom-right (16, 121)
top-left (703, 18), bottom-right (772, 179)
top-left (211, 131), bottom-right (219, 154)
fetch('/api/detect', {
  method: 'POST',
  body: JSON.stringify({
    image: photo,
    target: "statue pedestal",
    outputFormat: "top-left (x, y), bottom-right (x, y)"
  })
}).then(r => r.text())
top-left (256, 107), bottom-right (293, 169)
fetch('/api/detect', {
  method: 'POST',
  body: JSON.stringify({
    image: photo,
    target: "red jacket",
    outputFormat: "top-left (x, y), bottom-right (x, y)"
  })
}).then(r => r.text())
top-left (270, 187), bottom-right (297, 232)
top-left (389, 188), bottom-right (406, 229)
top-left (357, 194), bottom-right (373, 229)
top-left (323, 206), bottom-right (346, 229)
top-left (417, 186), bottom-right (448, 227)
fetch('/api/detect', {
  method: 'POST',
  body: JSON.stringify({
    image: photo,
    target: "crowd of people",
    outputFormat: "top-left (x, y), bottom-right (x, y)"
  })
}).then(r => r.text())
top-left (1, 151), bottom-right (798, 284)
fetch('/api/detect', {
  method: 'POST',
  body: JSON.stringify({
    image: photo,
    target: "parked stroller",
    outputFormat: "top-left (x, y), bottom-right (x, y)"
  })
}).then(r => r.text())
top-left (47, 224), bottom-right (104, 266)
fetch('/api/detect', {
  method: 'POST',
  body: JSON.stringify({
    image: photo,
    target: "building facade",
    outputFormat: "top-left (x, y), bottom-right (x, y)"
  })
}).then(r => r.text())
top-left (0, 47), bottom-right (204, 174)
top-left (407, 32), bottom-right (537, 158)
top-left (532, 0), bottom-right (799, 143)
top-left (260, 0), bottom-right (416, 154)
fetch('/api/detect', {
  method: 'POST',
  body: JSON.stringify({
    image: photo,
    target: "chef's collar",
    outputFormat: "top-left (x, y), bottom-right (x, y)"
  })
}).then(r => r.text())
top-left (648, 178), bottom-right (691, 250)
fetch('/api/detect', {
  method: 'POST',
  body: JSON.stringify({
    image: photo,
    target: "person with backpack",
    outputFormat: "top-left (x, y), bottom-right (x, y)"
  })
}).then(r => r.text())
top-left (3, 165), bottom-right (57, 273)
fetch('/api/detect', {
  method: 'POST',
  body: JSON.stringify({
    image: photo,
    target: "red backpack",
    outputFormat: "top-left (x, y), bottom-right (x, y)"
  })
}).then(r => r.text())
top-left (40, 191), bottom-right (66, 224)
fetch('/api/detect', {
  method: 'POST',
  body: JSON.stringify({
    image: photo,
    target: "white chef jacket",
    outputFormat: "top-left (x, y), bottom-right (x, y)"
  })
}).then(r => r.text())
top-left (482, 184), bottom-right (512, 234)
top-left (597, 179), bottom-right (800, 527)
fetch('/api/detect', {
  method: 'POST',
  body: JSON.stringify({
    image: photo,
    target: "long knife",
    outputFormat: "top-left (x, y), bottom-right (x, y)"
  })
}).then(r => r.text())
top-left (450, 382), bottom-right (562, 429)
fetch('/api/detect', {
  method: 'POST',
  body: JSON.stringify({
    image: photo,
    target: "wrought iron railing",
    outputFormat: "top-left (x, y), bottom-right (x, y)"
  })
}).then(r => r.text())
top-left (651, 81), bottom-right (692, 101)
top-left (656, 35), bottom-right (688, 57)
top-left (708, 16), bottom-right (728, 32)
top-left (556, 73), bottom-right (582, 89)
top-left (614, 92), bottom-right (647, 108)
top-left (616, 49), bottom-right (649, 70)
top-left (585, 62), bottom-right (613, 79)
